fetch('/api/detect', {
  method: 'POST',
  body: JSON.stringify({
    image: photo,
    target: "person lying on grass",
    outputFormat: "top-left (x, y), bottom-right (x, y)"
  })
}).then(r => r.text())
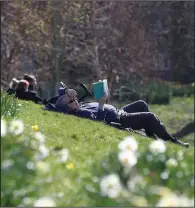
top-left (54, 88), bottom-right (189, 147)
top-left (12, 79), bottom-right (47, 105)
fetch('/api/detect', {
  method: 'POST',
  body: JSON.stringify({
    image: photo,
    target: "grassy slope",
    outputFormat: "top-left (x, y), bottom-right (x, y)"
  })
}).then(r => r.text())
top-left (16, 97), bottom-right (194, 206)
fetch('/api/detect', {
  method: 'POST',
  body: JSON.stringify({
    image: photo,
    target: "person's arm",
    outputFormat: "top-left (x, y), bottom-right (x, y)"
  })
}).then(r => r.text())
top-left (29, 92), bottom-right (47, 104)
top-left (35, 95), bottom-right (48, 105)
top-left (76, 93), bottom-right (107, 121)
top-left (75, 108), bottom-right (106, 121)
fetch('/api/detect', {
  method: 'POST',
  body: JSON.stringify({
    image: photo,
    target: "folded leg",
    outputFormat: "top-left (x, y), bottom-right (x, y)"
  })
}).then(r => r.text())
top-left (121, 100), bottom-right (149, 113)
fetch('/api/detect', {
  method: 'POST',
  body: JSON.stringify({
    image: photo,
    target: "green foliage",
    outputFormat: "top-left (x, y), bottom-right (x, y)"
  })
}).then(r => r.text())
top-left (1, 91), bottom-right (20, 118)
top-left (1, 97), bottom-right (194, 206)
top-left (170, 83), bottom-right (194, 97)
top-left (112, 79), bottom-right (172, 104)
top-left (145, 81), bottom-right (172, 104)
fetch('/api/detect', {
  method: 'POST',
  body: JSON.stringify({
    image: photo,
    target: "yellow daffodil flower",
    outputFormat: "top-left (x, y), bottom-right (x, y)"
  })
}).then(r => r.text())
top-left (32, 125), bottom-right (39, 132)
top-left (66, 162), bottom-right (74, 169)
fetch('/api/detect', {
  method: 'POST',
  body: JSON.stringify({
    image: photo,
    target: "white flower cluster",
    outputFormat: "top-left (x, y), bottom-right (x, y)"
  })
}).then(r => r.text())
top-left (56, 148), bottom-right (69, 163)
top-left (100, 173), bottom-right (122, 199)
top-left (99, 136), bottom-right (138, 199)
top-left (33, 196), bottom-right (56, 207)
top-left (118, 136), bottom-right (138, 169)
top-left (1, 119), bottom-right (24, 137)
top-left (149, 140), bottom-right (166, 154)
top-left (156, 192), bottom-right (194, 207)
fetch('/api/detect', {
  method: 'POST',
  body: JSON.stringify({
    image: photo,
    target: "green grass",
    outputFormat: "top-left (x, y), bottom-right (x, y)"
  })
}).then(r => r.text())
top-left (1, 96), bottom-right (194, 206)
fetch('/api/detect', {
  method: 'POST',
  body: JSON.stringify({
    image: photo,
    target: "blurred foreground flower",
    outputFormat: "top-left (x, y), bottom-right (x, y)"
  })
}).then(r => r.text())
top-left (32, 125), bottom-right (39, 132)
top-left (1, 119), bottom-right (6, 137)
top-left (66, 162), bottom-right (74, 169)
top-left (2, 159), bottom-right (14, 169)
top-left (166, 158), bottom-right (178, 168)
top-left (118, 136), bottom-right (138, 152)
top-left (9, 119), bottom-right (24, 135)
top-left (118, 150), bottom-right (137, 168)
top-left (156, 193), bottom-right (194, 207)
top-left (100, 173), bottom-right (122, 198)
top-left (131, 195), bottom-right (148, 206)
top-left (127, 175), bottom-right (145, 191)
top-left (36, 161), bottom-right (50, 173)
top-left (35, 144), bottom-right (49, 160)
top-left (34, 132), bottom-right (45, 144)
top-left (149, 140), bottom-right (166, 154)
top-left (56, 148), bottom-right (69, 163)
top-left (33, 196), bottom-right (56, 207)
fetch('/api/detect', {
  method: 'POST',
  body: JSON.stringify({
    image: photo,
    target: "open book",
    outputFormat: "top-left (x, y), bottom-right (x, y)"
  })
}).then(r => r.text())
top-left (92, 79), bottom-right (109, 99)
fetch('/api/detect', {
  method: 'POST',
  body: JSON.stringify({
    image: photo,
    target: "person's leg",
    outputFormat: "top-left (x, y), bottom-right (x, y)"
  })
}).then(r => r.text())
top-left (121, 100), bottom-right (149, 113)
top-left (119, 112), bottom-right (176, 142)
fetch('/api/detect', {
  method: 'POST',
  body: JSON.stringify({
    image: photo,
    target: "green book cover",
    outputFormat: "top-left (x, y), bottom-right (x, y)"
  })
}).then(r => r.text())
top-left (92, 79), bottom-right (109, 99)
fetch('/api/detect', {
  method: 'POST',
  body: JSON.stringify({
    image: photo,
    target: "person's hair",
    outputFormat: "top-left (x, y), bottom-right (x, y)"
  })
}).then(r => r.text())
top-left (24, 74), bottom-right (37, 90)
top-left (55, 95), bottom-right (69, 113)
top-left (24, 74), bottom-right (36, 83)
top-left (16, 79), bottom-right (29, 92)
top-left (56, 95), bottom-right (69, 108)
top-left (9, 78), bottom-right (19, 89)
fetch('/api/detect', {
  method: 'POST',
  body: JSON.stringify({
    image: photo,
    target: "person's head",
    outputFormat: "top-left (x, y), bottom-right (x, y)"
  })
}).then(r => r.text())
top-left (16, 79), bottom-right (29, 92)
top-left (9, 78), bottom-right (19, 89)
top-left (24, 74), bottom-right (37, 90)
top-left (56, 94), bottom-right (80, 113)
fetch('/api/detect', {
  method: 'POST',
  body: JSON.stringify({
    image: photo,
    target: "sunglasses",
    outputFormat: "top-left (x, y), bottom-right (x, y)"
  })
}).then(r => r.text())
top-left (66, 98), bottom-right (78, 105)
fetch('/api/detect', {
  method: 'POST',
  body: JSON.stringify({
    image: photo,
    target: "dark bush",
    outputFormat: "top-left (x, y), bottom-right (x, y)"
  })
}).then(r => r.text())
top-left (171, 83), bottom-right (194, 97)
top-left (112, 79), bottom-right (171, 104)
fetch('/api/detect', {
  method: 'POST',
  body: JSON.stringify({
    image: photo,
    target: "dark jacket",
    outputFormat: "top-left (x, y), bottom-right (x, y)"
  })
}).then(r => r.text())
top-left (72, 102), bottom-right (119, 123)
top-left (15, 89), bottom-right (47, 104)
top-left (6, 88), bottom-right (15, 95)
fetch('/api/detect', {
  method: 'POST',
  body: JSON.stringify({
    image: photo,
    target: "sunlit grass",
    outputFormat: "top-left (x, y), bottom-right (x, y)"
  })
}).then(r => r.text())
top-left (1, 96), bottom-right (194, 206)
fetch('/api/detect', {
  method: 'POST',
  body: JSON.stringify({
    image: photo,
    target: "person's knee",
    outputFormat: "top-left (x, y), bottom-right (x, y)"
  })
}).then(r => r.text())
top-left (147, 112), bottom-right (156, 121)
top-left (137, 100), bottom-right (149, 111)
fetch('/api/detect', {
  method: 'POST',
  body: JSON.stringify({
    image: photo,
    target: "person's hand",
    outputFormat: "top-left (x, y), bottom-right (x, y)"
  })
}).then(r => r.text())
top-left (66, 89), bottom-right (77, 98)
top-left (97, 93), bottom-right (108, 105)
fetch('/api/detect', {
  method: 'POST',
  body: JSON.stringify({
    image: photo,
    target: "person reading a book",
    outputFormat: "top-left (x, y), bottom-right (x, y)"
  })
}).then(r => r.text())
top-left (54, 88), bottom-right (183, 145)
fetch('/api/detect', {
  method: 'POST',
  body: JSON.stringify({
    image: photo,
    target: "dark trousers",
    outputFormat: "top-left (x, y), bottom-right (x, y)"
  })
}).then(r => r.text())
top-left (119, 100), bottom-right (175, 141)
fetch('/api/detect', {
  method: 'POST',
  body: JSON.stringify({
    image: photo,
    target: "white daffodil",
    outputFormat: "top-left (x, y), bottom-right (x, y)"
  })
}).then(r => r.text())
top-left (100, 173), bottom-right (122, 198)
top-left (22, 197), bottom-right (34, 205)
top-left (127, 175), bottom-right (145, 191)
top-left (118, 150), bottom-right (137, 168)
top-left (33, 197), bottom-right (56, 207)
top-left (2, 159), bottom-right (14, 169)
top-left (149, 140), bottom-right (166, 154)
top-left (9, 119), bottom-right (24, 136)
top-left (36, 161), bottom-right (50, 173)
top-left (156, 193), bottom-right (180, 207)
top-left (177, 150), bottom-right (184, 160)
top-left (178, 196), bottom-right (194, 207)
top-left (35, 144), bottom-right (49, 160)
top-left (56, 148), bottom-right (69, 163)
top-left (160, 171), bottom-right (169, 180)
top-left (39, 144), bottom-right (49, 158)
top-left (118, 136), bottom-right (138, 152)
top-left (34, 132), bottom-right (45, 144)
top-left (1, 119), bottom-right (6, 137)
top-left (156, 193), bottom-right (194, 207)
top-left (166, 158), bottom-right (178, 168)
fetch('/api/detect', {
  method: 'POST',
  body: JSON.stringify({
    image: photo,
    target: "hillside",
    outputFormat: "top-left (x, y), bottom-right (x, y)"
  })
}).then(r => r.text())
top-left (1, 96), bottom-right (194, 206)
